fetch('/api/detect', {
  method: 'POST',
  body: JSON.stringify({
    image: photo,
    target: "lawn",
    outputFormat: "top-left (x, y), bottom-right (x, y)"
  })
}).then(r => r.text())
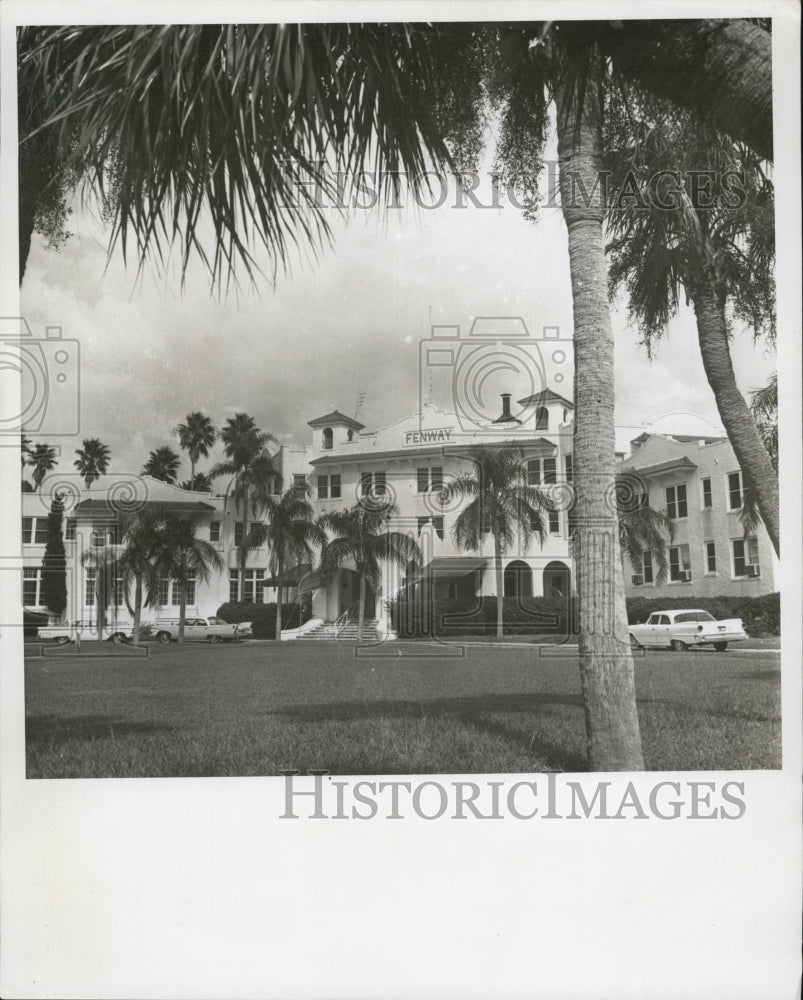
top-left (24, 640), bottom-right (781, 777)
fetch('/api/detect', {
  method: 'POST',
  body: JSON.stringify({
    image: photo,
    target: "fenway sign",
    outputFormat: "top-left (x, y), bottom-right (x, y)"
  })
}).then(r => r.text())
top-left (404, 428), bottom-right (454, 445)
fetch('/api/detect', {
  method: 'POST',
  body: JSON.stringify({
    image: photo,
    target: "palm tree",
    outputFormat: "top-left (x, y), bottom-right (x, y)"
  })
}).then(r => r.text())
top-left (605, 97), bottom-right (779, 556)
top-left (749, 372), bottom-right (777, 473)
top-left (155, 514), bottom-right (223, 642)
top-left (173, 411), bottom-right (217, 487)
top-left (142, 446), bottom-right (181, 484)
top-left (319, 502), bottom-right (421, 641)
top-left (27, 442), bottom-right (57, 490)
top-left (210, 414), bottom-right (278, 602)
top-left (116, 510), bottom-right (164, 643)
top-left (247, 485), bottom-right (326, 639)
top-left (80, 543), bottom-right (118, 640)
top-left (442, 446), bottom-right (553, 638)
top-left (179, 473), bottom-right (213, 493)
top-left (74, 438), bottom-right (110, 487)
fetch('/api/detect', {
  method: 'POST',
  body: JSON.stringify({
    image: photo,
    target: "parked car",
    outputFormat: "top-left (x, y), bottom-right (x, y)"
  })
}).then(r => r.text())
top-left (629, 609), bottom-right (748, 652)
top-left (37, 620), bottom-right (137, 645)
top-left (152, 616), bottom-right (252, 644)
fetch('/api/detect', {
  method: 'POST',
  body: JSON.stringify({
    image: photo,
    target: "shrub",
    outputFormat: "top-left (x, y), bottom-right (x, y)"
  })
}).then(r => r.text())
top-left (216, 599), bottom-right (312, 639)
top-left (626, 593), bottom-right (780, 636)
top-left (387, 594), bottom-right (578, 639)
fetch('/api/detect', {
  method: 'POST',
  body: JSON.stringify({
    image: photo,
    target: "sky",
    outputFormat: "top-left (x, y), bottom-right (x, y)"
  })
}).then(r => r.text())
top-left (18, 135), bottom-right (776, 485)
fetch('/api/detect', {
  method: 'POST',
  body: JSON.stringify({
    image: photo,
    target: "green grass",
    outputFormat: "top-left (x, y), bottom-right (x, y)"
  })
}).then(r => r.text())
top-left (24, 640), bottom-right (781, 777)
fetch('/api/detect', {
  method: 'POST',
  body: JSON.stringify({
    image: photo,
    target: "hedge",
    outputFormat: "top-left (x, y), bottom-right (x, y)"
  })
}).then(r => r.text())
top-left (388, 592), bottom-right (780, 639)
top-left (388, 595), bottom-right (579, 639)
top-left (216, 599), bottom-right (312, 639)
top-left (626, 592), bottom-right (780, 637)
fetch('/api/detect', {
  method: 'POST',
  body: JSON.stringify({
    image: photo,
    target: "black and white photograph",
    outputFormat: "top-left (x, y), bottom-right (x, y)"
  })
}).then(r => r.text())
top-left (1, 2), bottom-right (800, 997)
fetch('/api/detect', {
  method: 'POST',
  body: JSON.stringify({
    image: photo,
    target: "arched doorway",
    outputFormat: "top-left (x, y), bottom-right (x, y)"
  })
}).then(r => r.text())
top-left (338, 568), bottom-right (376, 617)
top-left (543, 561), bottom-right (571, 598)
top-left (503, 560), bottom-right (533, 598)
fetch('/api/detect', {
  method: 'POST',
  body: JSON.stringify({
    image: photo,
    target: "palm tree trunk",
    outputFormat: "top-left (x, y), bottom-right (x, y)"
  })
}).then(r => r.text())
top-left (358, 573), bottom-right (366, 641)
top-left (275, 558), bottom-right (284, 640)
top-left (494, 533), bottom-right (504, 638)
top-left (555, 70), bottom-right (644, 771)
top-left (133, 574), bottom-right (143, 643)
top-left (239, 494), bottom-right (248, 603)
top-left (692, 282), bottom-right (780, 556)
top-left (178, 554), bottom-right (187, 642)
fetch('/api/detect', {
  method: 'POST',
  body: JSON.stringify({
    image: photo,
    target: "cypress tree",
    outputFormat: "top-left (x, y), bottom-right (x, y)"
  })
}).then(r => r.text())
top-left (40, 493), bottom-right (67, 620)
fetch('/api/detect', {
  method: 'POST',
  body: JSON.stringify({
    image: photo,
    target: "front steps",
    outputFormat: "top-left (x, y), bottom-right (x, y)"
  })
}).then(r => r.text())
top-left (296, 619), bottom-right (380, 642)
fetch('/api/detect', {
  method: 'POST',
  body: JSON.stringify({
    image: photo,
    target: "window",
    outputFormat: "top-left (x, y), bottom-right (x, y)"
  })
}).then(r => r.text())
top-left (417, 516), bottom-right (428, 535)
top-left (543, 457), bottom-right (557, 484)
top-left (293, 474), bottom-right (306, 491)
top-left (184, 571), bottom-right (196, 605)
top-left (732, 537), bottom-right (760, 578)
top-left (565, 454), bottom-right (573, 483)
top-left (157, 576), bottom-right (171, 606)
top-left (705, 541), bottom-right (717, 574)
top-left (535, 407), bottom-right (549, 430)
top-left (235, 522), bottom-right (244, 547)
top-left (701, 477), bottom-right (712, 509)
top-left (317, 475), bottom-right (329, 500)
top-left (527, 459), bottom-right (541, 486)
top-left (727, 471), bottom-right (743, 510)
top-left (113, 575), bottom-right (126, 607)
top-left (85, 568), bottom-right (97, 606)
top-left (329, 474), bottom-right (341, 499)
top-left (642, 551), bottom-right (654, 585)
top-left (229, 569), bottom-right (239, 603)
top-left (417, 516), bottom-right (445, 540)
top-left (22, 517), bottom-right (48, 544)
top-left (417, 466), bottom-right (443, 493)
top-left (360, 471), bottom-right (386, 496)
top-left (242, 569), bottom-right (265, 603)
top-left (65, 519), bottom-right (77, 541)
top-left (548, 509), bottom-right (560, 534)
top-left (210, 521), bottom-right (221, 542)
top-left (322, 428), bottom-right (333, 450)
top-left (668, 544), bottom-right (692, 582)
top-left (23, 567), bottom-right (41, 606)
top-left (665, 483), bottom-right (688, 519)
top-left (417, 468), bottom-right (429, 493)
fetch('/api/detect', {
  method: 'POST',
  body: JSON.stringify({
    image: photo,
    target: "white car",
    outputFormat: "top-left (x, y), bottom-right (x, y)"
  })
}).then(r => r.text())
top-left (629, 609), bottom-right (748, 652)
top-left (37, 620), bottom-right (136, 644)
top-left (153, 616), bottom-right (252, 644)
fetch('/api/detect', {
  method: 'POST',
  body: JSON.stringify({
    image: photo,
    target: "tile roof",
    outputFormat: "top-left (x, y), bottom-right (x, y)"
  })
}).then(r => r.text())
top-left (517, 388), bottom-right (574, 410)
top-left (307, 410), bottom-right (365, 430)
top-left (621, 456), bottom-right (698, 477)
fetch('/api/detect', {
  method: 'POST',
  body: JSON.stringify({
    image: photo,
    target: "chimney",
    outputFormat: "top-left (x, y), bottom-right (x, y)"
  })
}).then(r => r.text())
top-left (493, 392), bottom-right (521, 424)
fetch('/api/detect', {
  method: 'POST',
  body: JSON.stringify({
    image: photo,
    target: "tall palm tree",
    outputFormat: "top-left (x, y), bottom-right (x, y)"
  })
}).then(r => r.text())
top-left (749, 372), bottom-right (777, 473)
top-left (142, 446), bottom-right (181, 484)
top-left (210, 414), bottom-right (278, 602)
top-left (173, 411), bottom-right (217, 487)
top-left (80, 543), bottom-right (118, 640)
top-left (604, 97), bottom-right (779, 555)
top-left (442, 446), bottom-right (552, 638)
top-left (74, 438), bottom-right (111, 488)
top-left (319, 502), bottom-right (421, 641)
top-left (247, 485), bottom-right (326, 639)
top-left (155, 514), bottom-right (223, 642)
top-left (27, 442), bottom-right (57, 490)
top-left (116, 510), bottom-right (164, 643)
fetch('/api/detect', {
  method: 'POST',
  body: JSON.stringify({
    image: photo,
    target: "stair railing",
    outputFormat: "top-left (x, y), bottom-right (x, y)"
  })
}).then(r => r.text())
top-left (334, 602), bottom-right (360, 637)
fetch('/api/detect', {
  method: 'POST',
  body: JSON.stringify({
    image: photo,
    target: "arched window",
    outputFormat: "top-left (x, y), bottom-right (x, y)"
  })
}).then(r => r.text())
top-left (347, 429), bottom-right (354, 441)
top-left (322, 428), bottom-right (333, 450)
top-left (503, 560), bottom-right (533, 599)
top-left (535, 407), bottom-right (549, 430)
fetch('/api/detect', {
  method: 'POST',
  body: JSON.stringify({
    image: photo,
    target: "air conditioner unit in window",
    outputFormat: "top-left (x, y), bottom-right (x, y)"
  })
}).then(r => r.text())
top-left (680, 570), bottom-right (692, 582)
top-left (745, 565), bottom-right (760, 577)
top-left (631, 575), bottom-right (644, 586)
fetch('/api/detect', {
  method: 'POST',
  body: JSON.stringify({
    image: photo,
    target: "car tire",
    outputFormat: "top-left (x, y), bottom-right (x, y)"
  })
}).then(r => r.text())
top-left (55, 636), bottom-right (70, 646)
top-left (670, 639), bottom-right (687, 652)
top-left (156, 631), bottom-right (171, 644)
top-left (207, 634), bottom-right (222, 643)
top-left (713, 642), bottom-right (728, 652)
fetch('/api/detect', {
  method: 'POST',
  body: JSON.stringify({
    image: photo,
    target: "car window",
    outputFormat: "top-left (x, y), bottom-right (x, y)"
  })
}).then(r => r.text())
top-left (209, 617), bottom-right (224, 625)
top-left (658, 615), bottom-right (670, 625)
top-left (647, 614), bottom-right (657, 625)
top-left (695, 611), bottom-right (716, 622)
top-left (675, 612), bottom-right (695, 623)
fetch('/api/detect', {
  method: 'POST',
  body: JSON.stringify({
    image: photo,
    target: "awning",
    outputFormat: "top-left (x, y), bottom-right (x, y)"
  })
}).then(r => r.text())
top-left (297, 571), bottom-right (325, 594)
top-left (263, 563), bottom-right (313, 588)
top-left (412, 557), bottom-right (487, 583)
